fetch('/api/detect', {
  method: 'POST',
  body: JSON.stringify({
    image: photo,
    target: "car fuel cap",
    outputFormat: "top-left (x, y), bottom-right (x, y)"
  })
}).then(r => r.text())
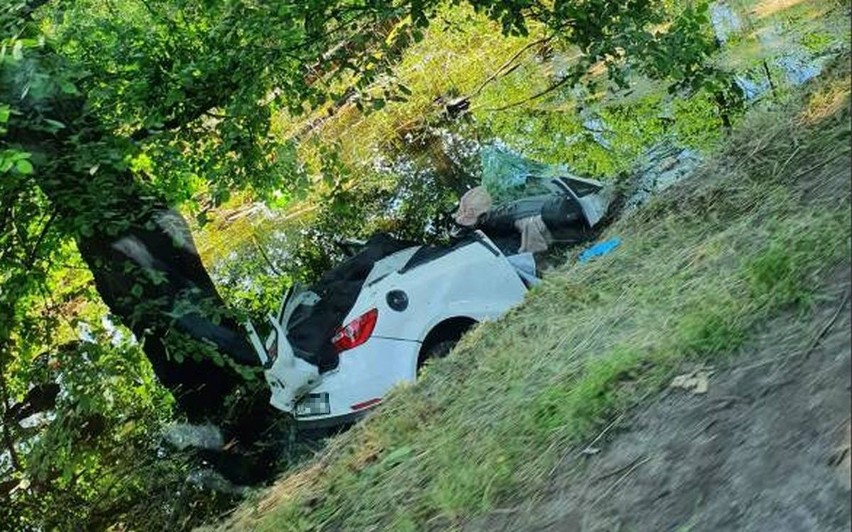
top-left (386, 290), bottom-right (408, 311)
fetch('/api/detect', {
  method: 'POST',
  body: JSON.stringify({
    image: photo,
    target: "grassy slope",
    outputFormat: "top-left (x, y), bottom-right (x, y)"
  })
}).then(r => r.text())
top-left (217, 56), bottom-right (852, 531)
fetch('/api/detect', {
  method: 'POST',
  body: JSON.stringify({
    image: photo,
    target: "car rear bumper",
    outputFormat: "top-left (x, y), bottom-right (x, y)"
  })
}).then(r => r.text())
top-left (293, 337), bottom-right (421, 426)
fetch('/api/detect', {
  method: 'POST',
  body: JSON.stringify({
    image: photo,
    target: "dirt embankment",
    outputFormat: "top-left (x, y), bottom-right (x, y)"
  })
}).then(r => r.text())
top-left (474, 268), bottom-right (851, 531)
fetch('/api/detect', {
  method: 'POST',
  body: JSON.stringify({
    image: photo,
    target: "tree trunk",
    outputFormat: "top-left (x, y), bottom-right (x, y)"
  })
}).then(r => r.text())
top-left (4, 52), bottom-right (261, 428)
top-left (75, 202), bottom-right (261, 424)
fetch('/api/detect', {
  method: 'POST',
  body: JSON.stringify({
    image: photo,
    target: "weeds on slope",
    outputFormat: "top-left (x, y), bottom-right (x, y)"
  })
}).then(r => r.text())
top-left (220, 58), bottom-right (851, 532)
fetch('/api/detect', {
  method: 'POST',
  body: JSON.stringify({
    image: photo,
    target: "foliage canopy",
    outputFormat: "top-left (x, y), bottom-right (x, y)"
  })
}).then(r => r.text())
top-left (0, 0), bottom-right (732, 528)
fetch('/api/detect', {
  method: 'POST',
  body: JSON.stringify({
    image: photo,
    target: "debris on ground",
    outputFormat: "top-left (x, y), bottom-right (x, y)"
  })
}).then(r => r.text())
top-left (163, 423), bottom-right (224, 451)
top-left (578, 238), bottom-right (621, 263)
top-left (623, 141), bottom-right (703, 212)
top-left (669, 368), bottom-right (714, 395)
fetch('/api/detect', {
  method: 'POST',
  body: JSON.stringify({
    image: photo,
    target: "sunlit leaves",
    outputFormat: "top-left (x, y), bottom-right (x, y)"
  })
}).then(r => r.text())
top-left (0, 0), bottom-right (734, 527)
top-left (0, 150), bottom-right (33, 174)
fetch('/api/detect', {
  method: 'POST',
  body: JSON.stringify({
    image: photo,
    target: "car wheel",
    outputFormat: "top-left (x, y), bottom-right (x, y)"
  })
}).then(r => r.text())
top-left (417, 318), bottom-right (477, 372)
top-left (425, 339), bottom-right (457, 360)
top-left (417, 338), bottom-right (461, 373)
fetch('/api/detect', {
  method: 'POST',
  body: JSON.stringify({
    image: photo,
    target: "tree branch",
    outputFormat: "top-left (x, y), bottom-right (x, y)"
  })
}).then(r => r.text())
top-left (0, 370), bottom-right (22, 472)
top-left (471, 36), bottom-right (553, 98)
top-left (251, 234), bottom-right (283, 277)
top-left (24, 210), bottom-right (57, 270)
top-left (480, 72), bottom-right (576, 112)
top-left (129, 74), bottom-right (242, 142)
top-left (21, 0), bottom-right (52, 19)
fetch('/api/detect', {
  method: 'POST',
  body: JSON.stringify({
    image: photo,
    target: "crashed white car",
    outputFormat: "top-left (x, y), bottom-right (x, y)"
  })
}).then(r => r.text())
top-left (247, 231), bottom-right (531, 428)
top-left (246, 175), bottom-right (610, 428)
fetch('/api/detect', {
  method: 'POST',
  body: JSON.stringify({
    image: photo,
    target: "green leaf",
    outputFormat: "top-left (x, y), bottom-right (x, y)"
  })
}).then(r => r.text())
top-left (130, 284), bottom-right (143, 298)
top-left (196, 210), bottom-right (209, 227)
top-left (15, 159), bottom-right (33, 175)
top-left (59, 80), bottom-right (79, 95)
top-left (11, 41), bottom-right (23, 61)
top-left (44, 119), bottom-right (66, 131)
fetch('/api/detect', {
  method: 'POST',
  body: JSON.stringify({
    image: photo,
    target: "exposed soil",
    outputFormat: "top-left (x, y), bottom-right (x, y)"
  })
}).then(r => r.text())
top-left (472, 268), bottom-right (851, 532)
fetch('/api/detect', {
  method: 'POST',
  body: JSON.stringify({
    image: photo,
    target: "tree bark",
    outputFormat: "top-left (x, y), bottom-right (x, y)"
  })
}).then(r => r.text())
top-left (3, 50), bottom-right (261, 427)
top-left (75, 202), bottom-right (261, 423)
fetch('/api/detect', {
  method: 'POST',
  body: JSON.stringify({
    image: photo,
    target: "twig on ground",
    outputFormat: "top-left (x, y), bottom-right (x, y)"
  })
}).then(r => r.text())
top-left (772, 145), bottom-right (801, 178)
top-left (547, 388), bottom-right (657, 479)
top-left (544, 414), bottom-right (622, 478)
top-left (802, 288), bottom-right (850, 358)
top-left (592, 454), bottom-right (646, 483)
top-left (580, 414), bottom-right (624, 453)
top-left (786, 148), bottom-right (851, 183)
top-left (590, 455), bottom-right (650, 508)
top-left (732, 288), bottom-right (850, 373)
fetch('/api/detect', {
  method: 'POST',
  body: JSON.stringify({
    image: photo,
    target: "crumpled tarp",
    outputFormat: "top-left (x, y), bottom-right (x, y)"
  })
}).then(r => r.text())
top-left (480, 145), bottom-right (580, 203)
top-left (453, 145), bottom-right (613, 256)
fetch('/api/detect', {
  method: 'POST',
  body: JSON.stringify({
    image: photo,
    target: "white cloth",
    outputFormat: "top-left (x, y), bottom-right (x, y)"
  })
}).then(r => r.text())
top-left (515, 215), bottom-right (552, 253)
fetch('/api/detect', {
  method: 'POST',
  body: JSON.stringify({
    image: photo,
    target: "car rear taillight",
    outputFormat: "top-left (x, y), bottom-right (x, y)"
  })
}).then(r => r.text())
top-left (332, 308), bottom-right (378, 353)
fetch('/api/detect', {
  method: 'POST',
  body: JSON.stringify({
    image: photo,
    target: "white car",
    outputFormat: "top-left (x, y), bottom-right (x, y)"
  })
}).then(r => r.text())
top-left (246, 231), bottom-right (531, 428)
top-left (245, 175), bottom-right (612, 429)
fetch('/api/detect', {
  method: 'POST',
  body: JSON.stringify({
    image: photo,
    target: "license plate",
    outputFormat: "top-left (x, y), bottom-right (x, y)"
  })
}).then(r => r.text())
top-left (295, 392), bottom-right (330, 417)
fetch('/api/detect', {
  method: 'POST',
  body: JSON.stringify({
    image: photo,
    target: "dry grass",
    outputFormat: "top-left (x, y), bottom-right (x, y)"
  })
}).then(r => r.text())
top-left (750, 0), bottom-right (811, 19)
top-left (799, 72), bottom-right (852, 124)
top-left (213, 56), bottom-right (852, 532)
top-left (192, 1), bottom-right (852, 527)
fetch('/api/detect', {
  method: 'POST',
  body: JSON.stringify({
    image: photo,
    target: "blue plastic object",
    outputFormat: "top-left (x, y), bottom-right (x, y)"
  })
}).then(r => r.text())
top-left (578, 237), bottom-right (621, 263)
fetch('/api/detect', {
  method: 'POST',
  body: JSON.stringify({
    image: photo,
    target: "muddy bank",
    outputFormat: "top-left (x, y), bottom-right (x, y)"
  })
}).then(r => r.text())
top-left (471, 270), bottom-right (851, 532)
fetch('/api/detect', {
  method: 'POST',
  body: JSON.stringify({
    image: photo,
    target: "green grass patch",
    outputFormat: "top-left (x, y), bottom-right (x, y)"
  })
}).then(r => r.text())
top-left (216, 57), bottom-right (852, 532)
top-left (532, 345), bottom-right (644, 437)
top-left (802, 30), bottom-right (838, 54)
